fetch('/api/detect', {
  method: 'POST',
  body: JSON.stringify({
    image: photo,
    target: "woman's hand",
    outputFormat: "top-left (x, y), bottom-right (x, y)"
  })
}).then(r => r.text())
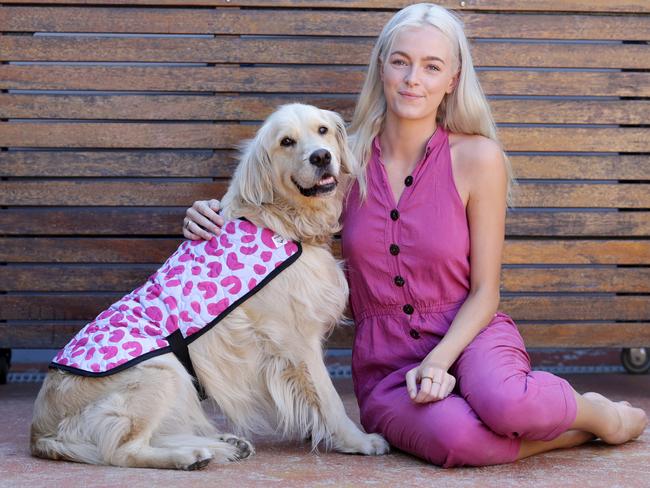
top-left (183, 199), bottom-right (224, 240)
top-left (405, 361), bottom-right (456, 404)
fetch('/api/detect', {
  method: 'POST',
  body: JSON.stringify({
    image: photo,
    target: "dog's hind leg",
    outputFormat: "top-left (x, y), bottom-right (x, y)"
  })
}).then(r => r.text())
top-left (107, 363), bottom-right (222, 469)
top-left (81, 361), bottom-right (216, 469)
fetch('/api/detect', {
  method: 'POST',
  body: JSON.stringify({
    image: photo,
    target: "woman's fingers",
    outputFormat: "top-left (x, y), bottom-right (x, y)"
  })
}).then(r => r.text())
top-left (183, 200), bottom-right (224, 237)
top-left (182, 220), bottom-right (199, 240)
top-left (201, 199), bottom-right (225, 227)
top-left (183, 218), bottom-right (211, 241)
top-left (429, 373), bottom-right (444, 401)
top-left (446, 375), bottom-right (456, 397)
top-left (415, 376), bottom-right (433, 403)
top-left (206, 198), bottom-right (223, 216)
top-left (405, 368), bottom-right (418, 399)
top-left (185, 208), bottom-right (219, 237)
top-left (436, 374), bottom-right (455, 401)
top-left (407, 366), bottom-right (456, 404)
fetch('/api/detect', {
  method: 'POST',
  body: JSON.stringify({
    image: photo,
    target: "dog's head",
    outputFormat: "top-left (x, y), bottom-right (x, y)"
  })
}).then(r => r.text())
top-left (231, 103), bottom-right (355, 208)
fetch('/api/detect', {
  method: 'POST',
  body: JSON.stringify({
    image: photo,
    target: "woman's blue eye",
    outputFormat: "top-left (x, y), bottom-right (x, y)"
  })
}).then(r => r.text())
top-left (427, 64), bottom-right (440, 71)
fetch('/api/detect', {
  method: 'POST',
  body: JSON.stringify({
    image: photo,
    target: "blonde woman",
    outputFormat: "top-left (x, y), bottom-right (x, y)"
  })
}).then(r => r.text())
top-left (182, 3), bottom-right (647, 467)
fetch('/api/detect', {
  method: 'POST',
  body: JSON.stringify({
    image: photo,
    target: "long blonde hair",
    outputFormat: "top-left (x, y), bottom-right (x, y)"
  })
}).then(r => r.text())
top-left (348, 3), bottom-right (514, 203)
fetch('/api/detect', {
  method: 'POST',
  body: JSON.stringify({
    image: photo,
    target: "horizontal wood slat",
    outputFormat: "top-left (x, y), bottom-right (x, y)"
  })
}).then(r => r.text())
top-left (0, 322), bottom-right (85, 349)
top-left (0, 208), bottom-right (183, 235)
top-left (2, 321), bottom-right (650, 349)
top-left (3, 209), bottom-right (649, 236)
top-left (501, 128), bottom-right (649, 153)
top-left (0, 151), bottom-right (239, 178)
top-left (0, 237), bottom-right (184, 262)
top-left (2, 0), bottom-right (649, 14)
top-left (501, 267), bottom-right (650, 293)
top-left (2, 181), bottom-right (650, 208)
top-left (1, 294), bottom-right (648, 321)
top-left (3, 264), bottom-right (650, 293)
top-left (2, 238), bottom-right (649, 265)
top-left (502, 240), bottom-right (650, 265)
top-left (326, 322), bottom-right (650, 349)
top-left (514, 184), bottom-right (650, 209)
top-left (2, 152), bottom-right (649, 180)
top-left (509, 155), bottom-right (650, 181)
top-left (2, 66), bottom-right (648, 97)
top-left (505, 211), bottom-right (650, 237)
top-left (0, 181), bottom-right (228, 206)
top-left (3, 37), bottom-right (649, 69)
top-left (2, 124), bottom-right (647, 152)
top-left (4, 94), bottom-right (650, 126)
top-left (3, 8), bottom-right (649, 40)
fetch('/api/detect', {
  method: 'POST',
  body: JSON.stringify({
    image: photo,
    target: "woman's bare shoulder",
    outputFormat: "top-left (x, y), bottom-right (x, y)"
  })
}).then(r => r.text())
top-left (448, 132), bottom-right (505, 190)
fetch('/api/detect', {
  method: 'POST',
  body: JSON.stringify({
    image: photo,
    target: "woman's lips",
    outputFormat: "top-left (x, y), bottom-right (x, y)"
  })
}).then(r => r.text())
top-left (399, 91), bottom-right (423, 99)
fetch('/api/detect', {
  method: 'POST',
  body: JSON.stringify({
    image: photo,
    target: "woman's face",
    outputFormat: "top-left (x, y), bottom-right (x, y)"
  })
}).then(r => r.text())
top-left (381, 25), bottom-right (458, 124)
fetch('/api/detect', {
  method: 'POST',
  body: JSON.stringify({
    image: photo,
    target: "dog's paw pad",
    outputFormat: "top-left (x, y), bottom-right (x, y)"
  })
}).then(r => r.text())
top-left (185, 457), bottom-right (211, 471)
top-left (225, 437), bottom-right (254, 459)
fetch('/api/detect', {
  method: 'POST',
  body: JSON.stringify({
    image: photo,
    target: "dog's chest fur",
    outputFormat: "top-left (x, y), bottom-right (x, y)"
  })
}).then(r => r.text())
top-left (189, 243), bottom-right (348, 430)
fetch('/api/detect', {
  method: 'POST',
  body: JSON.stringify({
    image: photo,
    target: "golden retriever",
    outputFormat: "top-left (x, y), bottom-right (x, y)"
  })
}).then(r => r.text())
top-left (30, 104), bottom-right (389, 470)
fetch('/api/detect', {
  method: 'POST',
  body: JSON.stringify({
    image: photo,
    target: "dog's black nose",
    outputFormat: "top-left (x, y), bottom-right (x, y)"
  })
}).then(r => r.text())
top-left (309, 149), bottom-right (331, 168)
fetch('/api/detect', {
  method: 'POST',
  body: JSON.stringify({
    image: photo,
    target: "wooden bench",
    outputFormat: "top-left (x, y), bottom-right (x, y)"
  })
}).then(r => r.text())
top-left (1, 0), bottom-right (649, 381)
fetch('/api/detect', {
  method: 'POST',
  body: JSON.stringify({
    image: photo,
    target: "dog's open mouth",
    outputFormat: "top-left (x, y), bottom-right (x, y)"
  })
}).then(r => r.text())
top-left (292, 174), bottom-right (338, 197)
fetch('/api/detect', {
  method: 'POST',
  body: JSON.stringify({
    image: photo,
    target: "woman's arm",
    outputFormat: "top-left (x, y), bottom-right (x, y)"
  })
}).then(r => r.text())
top-left (405, 136), bottom-right (508, 403)
top-left (182, 199), bottom-right (225, 240)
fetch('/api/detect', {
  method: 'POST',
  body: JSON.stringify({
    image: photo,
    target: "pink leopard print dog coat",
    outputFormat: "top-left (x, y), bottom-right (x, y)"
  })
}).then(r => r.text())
top-left (51, 218), bottom-right (301, 390)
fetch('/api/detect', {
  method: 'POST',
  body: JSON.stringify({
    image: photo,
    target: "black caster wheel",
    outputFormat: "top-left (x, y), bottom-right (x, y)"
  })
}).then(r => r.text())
top-left (621, 348), bottom-right (650, 374)
top-left (0, 349), bottom-right (11, 385)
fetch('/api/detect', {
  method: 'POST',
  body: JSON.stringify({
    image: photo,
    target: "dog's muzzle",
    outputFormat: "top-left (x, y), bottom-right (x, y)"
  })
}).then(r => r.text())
top-left (292, 149), bottom-right (338, 197)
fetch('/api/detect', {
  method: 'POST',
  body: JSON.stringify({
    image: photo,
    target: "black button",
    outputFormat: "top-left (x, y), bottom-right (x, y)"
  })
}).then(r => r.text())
top-left (389, 244), bottom-right (400, 256)
top-left (390, 209), bottom-right (400, 221)
top-left (394, 275), bottom-right (405, 287)
top-left (404, 175), bottom-right (414, 187)
top-left (409, 329), bottom-right (420, 339)
top-left (403, 304), bottom-right (414, 315)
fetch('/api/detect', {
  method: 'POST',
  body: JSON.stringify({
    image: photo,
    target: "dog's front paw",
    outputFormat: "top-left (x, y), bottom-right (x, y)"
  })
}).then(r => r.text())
top-left (219, 434), bottom-right (255, 460)
top-left (334, 430), bottom-right (390, 455)
top-left (179, 447), bottom-right (213, 470)
top-left (356, 433), bottom-right (390, 455)
top-left (226, 436), bottom-right (255, 460)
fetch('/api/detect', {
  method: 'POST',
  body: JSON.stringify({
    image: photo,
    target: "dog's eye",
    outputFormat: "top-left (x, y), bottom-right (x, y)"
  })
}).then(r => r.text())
top-left (318, 126), bottom-right (328, 135)
top-left (280, 137), bottom-right (296, 147)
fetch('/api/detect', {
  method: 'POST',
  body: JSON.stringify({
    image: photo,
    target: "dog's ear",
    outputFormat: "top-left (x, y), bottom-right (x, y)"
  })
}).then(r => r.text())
top-left (233, 126), bottom-right (274, 206)
top-left (327, 110), bottom-right (356, 176)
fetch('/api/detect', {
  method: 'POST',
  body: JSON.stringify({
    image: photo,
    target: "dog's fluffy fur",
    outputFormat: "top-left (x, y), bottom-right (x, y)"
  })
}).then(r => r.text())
top-left (30, 104), bottom-right (389, 470)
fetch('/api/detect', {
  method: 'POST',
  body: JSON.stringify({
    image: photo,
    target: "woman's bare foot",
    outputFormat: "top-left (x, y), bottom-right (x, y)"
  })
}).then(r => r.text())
top-left (583, 392), bottom-right (648, 445)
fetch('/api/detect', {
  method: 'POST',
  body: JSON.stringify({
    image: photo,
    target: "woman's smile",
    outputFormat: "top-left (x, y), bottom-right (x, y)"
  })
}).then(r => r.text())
top-left (398, 90), bottom-right (424, 99)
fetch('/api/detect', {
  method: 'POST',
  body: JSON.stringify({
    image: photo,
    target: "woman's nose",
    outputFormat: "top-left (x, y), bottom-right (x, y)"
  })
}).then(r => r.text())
top-left (404, 67), bottom-right (419, 86)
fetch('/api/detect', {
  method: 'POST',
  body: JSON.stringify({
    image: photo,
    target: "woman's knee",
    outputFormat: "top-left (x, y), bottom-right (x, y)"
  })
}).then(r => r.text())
top-left (468, 373), bottom-right (571, 439)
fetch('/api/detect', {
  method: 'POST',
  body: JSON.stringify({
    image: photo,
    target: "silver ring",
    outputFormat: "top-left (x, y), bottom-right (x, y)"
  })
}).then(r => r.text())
top-left (184, 219), bottom-right (191, 230)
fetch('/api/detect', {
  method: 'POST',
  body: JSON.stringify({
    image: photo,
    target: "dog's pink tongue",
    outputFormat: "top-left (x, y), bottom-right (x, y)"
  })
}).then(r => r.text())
top-left (317, 176), bottom-right (335, 186)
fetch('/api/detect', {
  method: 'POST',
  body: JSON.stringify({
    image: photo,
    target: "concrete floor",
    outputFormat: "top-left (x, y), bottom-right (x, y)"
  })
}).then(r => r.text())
top-left (1, 375), bottom-right (649, 488)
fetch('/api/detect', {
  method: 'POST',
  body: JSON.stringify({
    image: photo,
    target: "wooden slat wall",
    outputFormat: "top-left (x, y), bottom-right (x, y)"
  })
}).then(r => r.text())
top-left (1, 1), bottom-right (649, 351)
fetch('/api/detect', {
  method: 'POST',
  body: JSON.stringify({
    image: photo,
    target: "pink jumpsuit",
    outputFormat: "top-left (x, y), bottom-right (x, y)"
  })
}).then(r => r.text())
top-left (341, 126), bottom-right (577, 467)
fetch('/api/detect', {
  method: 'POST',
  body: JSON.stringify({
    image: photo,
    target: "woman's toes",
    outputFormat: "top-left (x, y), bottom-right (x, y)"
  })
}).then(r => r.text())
top-left (605, 403), bottom-right (647, 444)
